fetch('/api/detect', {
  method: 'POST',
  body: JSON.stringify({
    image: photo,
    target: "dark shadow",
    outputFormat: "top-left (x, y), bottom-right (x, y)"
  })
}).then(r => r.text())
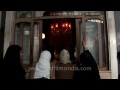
top-left (0, 11), bottom-right (6, 61)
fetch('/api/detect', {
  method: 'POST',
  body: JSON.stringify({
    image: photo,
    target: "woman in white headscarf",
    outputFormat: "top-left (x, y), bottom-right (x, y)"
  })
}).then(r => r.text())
top-left (59, 49), bottom-right (71, 64)
top-left (34, 50), bottom-right (51, 79)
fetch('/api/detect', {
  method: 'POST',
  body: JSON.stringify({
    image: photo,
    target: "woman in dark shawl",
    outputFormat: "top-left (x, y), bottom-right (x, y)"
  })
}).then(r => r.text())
top-left (74, 38), bottom-right (100, 79)
top-left (0, 45), bottom-right (26, 79)
top-left (117, 51), bottom-right (120, 79)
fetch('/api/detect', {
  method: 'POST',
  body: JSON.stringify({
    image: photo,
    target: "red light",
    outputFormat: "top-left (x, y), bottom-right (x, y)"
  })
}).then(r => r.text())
top-left (69, 24), bottom-right (71, 28)
top-left (66, 23), bottom-right (68, 26)
top-left (62, 24), bottom-right (65, 27)
top-left (51, 20), bottom-right (72, 36)
top-left (56, 24), bottom-right (58, 28)
top-left (51, 25), bottom-right (54, 29)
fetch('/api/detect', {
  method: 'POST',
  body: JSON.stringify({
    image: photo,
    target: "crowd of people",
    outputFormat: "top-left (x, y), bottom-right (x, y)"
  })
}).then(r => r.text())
top-left (0, 39), bottom-right (102, 79)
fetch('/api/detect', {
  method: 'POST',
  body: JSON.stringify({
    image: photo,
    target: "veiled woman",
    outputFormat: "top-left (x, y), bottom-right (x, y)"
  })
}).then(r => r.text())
top-left (0, 45), bottom-right (26, 79)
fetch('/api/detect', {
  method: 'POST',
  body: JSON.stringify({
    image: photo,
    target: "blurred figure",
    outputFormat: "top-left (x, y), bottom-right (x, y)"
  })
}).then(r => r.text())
top-left (0, 45), bottom-right (26, 79)
top-left (74, 37), bottom-right (100, 79)
top-left (55, 49), bottom-right (75, 79)
top-left (34, 50), bottom-right (51, 79)
top-left (59, 49), bottom-right (71, 64)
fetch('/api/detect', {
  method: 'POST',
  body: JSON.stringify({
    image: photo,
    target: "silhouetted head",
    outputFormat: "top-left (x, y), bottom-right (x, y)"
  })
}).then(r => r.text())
top-left (1, 45), bottom-right (26, 79)
top-left (3, 45), bottom-right (22, 65)
top-left (59, 49), bottom-right (71, 64)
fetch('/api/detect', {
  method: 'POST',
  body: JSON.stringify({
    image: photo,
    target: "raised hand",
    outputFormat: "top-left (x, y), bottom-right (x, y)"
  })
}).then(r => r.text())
top-left (82, 36), bottom-right (87, 51)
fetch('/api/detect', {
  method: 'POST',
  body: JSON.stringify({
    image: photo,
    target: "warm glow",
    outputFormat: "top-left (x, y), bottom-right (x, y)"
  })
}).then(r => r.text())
top-left (51, 19), bottom-right (72, 36)
top-left (69, 24), bottom-right (71, 28)
top-left (56, 24), bottom-right (58, 28)
top-left (42, 33), bottom-right (45, 39)
top-left (66, 23), bottom-right (68, 26)
top-left (62, 24), bottom-right (65, 27)
top-left (51, 25), bottom-right (54, 29)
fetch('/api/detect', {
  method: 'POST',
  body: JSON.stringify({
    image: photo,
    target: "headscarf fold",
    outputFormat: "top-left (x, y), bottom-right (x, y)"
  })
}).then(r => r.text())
top-left (59, 49), bottom-right (71, 64)
top-left (34, 50), bottom-right (51, 79)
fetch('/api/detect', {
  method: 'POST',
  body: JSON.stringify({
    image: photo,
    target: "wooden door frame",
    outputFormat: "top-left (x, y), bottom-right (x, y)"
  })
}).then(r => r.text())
top-left (75, 19), bottom-right (81, 63)
top-left (39, 20), bottom-right (43, 59)
top-left (13, 12), bottom-right (109, 70)
top-left (37, 18), bottom-right (81, 63)
top-left (13, 22), bottom-right (33, 66)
